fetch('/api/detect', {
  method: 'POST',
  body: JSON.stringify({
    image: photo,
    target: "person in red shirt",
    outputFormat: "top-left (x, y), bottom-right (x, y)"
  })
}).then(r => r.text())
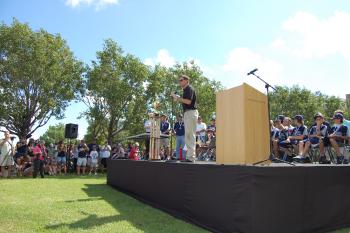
top-left (129, 142), bottom-right (140, 160)
top-left (32, 145), bottom-right (44, 178)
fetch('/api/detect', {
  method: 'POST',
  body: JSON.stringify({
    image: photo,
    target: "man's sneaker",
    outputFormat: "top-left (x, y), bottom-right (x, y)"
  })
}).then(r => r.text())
top-left (319, 156), bottom-right (331, 164)
top-left (337, 155), bottom-right (345, 164)
top-left (286, 155), bottom-right (294, 162)
top-left (301, 156), bottom-right (311, 163)
top-left (343, 159), bottom-right (349, 164)
top-left (182, 159), bottom-right (193, 163)
top-left (293, 155), bottom-right (303, 163)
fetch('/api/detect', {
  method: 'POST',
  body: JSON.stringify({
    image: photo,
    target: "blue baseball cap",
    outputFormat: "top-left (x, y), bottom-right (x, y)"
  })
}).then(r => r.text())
top-left (314, 112), bottom-right (324, 120)
top-left (277, 115), bottom-right (285, 122)
top-left (332, 113), bottom-right (344, 120)
top-left (293, 115), bottom-right (304, 121)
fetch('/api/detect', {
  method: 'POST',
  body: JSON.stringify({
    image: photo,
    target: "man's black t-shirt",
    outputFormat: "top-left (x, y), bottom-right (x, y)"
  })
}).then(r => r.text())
top-left (182, 85), bottom-right (197, 112)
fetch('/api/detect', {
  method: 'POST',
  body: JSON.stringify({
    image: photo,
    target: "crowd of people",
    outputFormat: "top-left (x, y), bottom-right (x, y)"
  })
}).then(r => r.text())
top-left (1, 108), bottom-right (349, 179)
top-left (139, 113), bottom-right (216, 161)
top-left (270, 110), bottom-right (350, 164)
top-left (0, 136), bottom-right (113, 178)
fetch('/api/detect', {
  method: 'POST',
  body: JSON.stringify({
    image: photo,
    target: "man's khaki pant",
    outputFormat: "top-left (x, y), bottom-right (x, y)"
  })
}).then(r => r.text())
top-left (183, 109), bottom-right (198, 159)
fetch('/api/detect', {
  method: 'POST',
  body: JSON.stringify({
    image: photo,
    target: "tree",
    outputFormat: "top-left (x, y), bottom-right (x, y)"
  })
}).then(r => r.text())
top-left (146, 61), bottom-right (223, 124)
top-left (0, 19), bottom-right (84, 139)
top-left (39, 123), bottom-right (66, 145)
top-left (269, 85), bottom-right (346, 126)
top-left (84, 39), bottom-right (149, 143)
top-left (169, 61), bottom-right (223, 123)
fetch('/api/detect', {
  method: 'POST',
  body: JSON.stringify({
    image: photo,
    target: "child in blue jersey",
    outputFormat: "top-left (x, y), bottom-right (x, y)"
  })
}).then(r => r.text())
top-left (282, 117), bottom-right (295, 136)
top-left (272, 118), bottom-right (288, 158)
top-left (295, 113), bottom-right (328, 163)
top-left (280, 115), bottom-right (308, 161)
top-left (329, 113), bottom-right (349, 164)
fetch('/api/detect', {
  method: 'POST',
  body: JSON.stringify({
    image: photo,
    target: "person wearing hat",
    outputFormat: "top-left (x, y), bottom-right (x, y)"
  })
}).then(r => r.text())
top-left (334, 110), bottom-right (350, 135)
top-left (272, 118), bottom-right (287, 158)
top-left (295, 113), bottom-right (328, 163)
top-left (277, 114), bottom-right (285, 123)
top-left (171, 75), bottom-right (198, 162)
top-left (173, 114), bottom-right (186, 160)
top-left (329, 113), bottom-right (349, 164)
top-left (280, 115), bottom-right (308, 161)
top-left (208, 118), bottom-right (216, 133)
top-left (0, 131), bottom-right (15, 178)
top-left (205, 128), bottom-right (216, 146)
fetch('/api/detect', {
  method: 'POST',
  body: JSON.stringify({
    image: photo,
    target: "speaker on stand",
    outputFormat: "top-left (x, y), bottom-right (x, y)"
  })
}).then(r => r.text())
top-left (65, 124), bottom-right (78, 173)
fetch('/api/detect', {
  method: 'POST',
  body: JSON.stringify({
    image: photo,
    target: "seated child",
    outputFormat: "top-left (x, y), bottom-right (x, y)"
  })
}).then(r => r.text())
top-left (279, 115), bottom-right (308, 161)
top-left (329, 113), bottom-right (349, 164)
top-left (295, 113), bottom-right (328, 163)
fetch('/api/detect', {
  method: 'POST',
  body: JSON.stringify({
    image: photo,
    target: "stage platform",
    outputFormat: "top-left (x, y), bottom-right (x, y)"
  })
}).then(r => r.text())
top-left (107, 159), bottom-right (350, 233)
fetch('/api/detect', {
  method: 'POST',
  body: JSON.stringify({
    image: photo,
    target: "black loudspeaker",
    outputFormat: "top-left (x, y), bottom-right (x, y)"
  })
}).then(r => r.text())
top-left (65, 124), bottom-right (78, 139)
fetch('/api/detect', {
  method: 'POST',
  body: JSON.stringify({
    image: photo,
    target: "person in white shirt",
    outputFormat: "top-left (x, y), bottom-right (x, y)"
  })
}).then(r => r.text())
top-left (100, 142), bottom-right (111, 173)
top-left (0, 131), bottom-right (15, 178)
top-left (196, 116), bottom-right (207, 145)
top-left (89, 145), bottom-right (99, 175)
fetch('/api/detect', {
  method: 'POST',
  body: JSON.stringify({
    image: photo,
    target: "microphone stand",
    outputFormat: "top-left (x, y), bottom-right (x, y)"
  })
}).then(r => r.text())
top-left (249, 72), bottom-right (294, 166)
top-left (170, 95), bottom-right (174, 159)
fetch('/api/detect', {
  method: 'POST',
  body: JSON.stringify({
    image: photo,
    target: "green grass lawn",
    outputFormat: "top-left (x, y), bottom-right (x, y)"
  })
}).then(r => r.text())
top-left (0, 175), bottom-right (349, 233)
top-left (0, 175), bottom-right (207, 233)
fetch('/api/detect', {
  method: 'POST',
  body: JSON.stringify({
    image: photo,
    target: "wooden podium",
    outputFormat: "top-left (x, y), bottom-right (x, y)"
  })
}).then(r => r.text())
top-left (216, 83), bottom-right (270, 165)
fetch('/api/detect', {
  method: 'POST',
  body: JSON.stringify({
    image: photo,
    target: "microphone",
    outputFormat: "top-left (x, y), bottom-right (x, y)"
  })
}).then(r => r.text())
top-left (247, 68), bottom-right (258, 76)
top-left (171, 91), bottom-right (180, 99)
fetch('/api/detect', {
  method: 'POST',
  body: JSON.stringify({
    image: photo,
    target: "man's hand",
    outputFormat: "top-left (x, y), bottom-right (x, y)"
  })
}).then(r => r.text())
top-left (171, 92), bottom-right (180, 101)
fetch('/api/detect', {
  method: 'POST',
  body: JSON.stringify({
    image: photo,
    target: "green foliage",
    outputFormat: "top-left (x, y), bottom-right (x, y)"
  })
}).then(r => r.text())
top-left (270, 85), bottom-right (347, 126)
top-left (84, 52), bottom-right (223, 142)
top-left (84, 39), bottom-right (149, 143)
top-left (146, 61), bottom-right (223, 125)
top-left (0, 19), bottom-right (84, 139)
top-left (39, 123), bottom-right (66, 145)
top-left (170, 61), bottom-right (223, 123)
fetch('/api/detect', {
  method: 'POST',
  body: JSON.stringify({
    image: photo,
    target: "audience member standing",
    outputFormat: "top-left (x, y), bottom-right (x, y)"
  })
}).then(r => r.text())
top-left (56, 140), bottom-right (67, 175)
top-left (100, 141), bottom-right (111, 173)
top-left (0, 131), bottom-right (14, 178)
top-left (160, 114), bottom-right (171, 159)
top-left (77, 144), bottom-right (88, 175)
top-left (174, 114), bottom-right (186, 160)
top-left (196, 116), bottom-right (207, 145)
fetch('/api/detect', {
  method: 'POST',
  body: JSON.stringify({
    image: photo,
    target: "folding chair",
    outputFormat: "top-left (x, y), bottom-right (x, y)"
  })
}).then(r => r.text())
top-left (308, 144), bottom-right (321, 164)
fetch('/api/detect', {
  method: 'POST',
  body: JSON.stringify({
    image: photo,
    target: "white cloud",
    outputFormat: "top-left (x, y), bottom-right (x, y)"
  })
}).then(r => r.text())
top-left (144, 49), bottom-right (176, 68)
top-left (272, 11), bottom-right (350, 59)
top-left (145, 48), bottom-right (283, 94)
top-left (220, 48), bottom-right (283, 93)
top-left (65, 0), bottom-right (118, 10)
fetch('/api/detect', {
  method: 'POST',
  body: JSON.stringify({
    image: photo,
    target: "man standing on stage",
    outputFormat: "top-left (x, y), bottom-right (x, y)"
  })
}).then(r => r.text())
top-left (172, 75), bottom-right (198, 162)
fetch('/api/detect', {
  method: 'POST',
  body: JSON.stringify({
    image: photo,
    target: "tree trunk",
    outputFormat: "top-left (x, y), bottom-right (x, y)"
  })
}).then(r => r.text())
top-left (107, 118), bottom-right (114, 145)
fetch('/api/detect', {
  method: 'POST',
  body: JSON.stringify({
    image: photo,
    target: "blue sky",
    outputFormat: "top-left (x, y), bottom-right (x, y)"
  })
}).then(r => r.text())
top-left (1, 0), bottom-right (350, 139)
